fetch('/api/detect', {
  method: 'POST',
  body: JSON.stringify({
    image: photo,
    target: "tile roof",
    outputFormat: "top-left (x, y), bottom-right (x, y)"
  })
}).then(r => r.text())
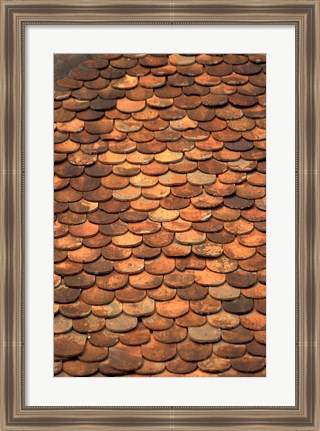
top-left (54, 53), bottom-right (266, 377)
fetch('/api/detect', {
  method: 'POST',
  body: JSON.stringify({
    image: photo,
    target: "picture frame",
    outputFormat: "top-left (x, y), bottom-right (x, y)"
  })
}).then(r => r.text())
top-left (0, 0), bottom-right (319, 429)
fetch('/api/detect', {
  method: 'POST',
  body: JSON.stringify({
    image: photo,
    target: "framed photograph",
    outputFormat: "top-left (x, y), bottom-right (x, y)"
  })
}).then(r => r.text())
top-left (1, 0), bottom-right (319, 429)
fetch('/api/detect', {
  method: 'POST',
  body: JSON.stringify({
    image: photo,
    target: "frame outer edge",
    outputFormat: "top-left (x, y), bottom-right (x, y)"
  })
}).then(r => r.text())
top-left (312, 1), bottom-right (320, 430)
top-left (0, 1), bottom-right (7, 429)
top-left (0, 0), bottom-right (319, 430)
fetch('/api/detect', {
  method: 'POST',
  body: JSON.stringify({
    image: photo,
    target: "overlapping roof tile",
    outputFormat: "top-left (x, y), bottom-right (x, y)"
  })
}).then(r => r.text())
top-left (54, 53), bottom-right (266, 377)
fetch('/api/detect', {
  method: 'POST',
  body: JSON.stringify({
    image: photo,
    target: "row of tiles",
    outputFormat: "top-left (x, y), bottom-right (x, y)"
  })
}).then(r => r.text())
top-left (54, 333), bottom-right (266, 377)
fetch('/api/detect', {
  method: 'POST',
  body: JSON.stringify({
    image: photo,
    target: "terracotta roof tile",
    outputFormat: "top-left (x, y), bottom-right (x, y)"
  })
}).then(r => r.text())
top-left (54, 131), bottom-right (69, 145)
top-left (95, 272), bottom-right (128, 290)
top-left (190, 294), bottom-right (222, 315)
top-left (194, 269), bottom-right (225, 286)
top-left (246, 339), bottom-right (266, 357)
top-left (91, 299), bottom-right (122, 318)
top-left (55, 187), bottom-right (81, 203)
top-left (232, 354), bottom-right (265, 373)
top-left (223, 54), bottom-right (248, 65)
top-left (119, 322), bottom-right (150, 346)
top-left (258, 269), bottom-right (266, 284)
top-left (154, 322), bottom-right (187, 343)
top-left (206, 256), bottom-right (238, 273)
top-left (169, 54), bottom-right (195, 66)
top-left (224, 238), bottom-right (256, 260)
top-left (54, 314), bottom-right (72, 334)
top-left (212, 340), bottom-right (246, 358)
top-left (57, 77), bottom-right (83, 89)
top-left (226, 268), bottom-right (257, 288)
top-left (177, 337), bottom-right (212, 362)
top-left (207, 310), bottom-right (240, 329)
top-left (132, 243), bottom-right (161, 259)
top-left (205, 62), bottom-right (233, 76)
top-left (239, 253), bottom-right (266, 272)
top-left (171, 116), bottom-right (198, 131)
top-left (240, 311), bottom-right (266, 330)
top-left (122, 296), bottom-right (155, 317)
top-left (192, 218), bottom-right (223, 233)
top-left (196, 54), bottom-right (222, 65)
top-left (205, 179), bottom-right (236, 197)
top-left (81, 286), bottom-right (114, 305)
top-left (105, 313), bottom-right (138, 332)
top-left (189, 323), bottom-right (221, 343)
top-left (175, 254), bottom-right (206, 271)
top-left (147, 95), bottom-right (174, 109)
top-left (224, 195), bottom-right (254, 209)
top-left (175, 309), bottom-right (206, 326)
top-left (129, 271), bottom-right (163, 290)
top-left (192, 241), bottom-right (223, 257)
top-left (54, 259), bottom-right (83, 276)
top-left (55, 284), bottom-right (81, 304)
top-left (207, 229), bottom-right (235, 244)
top-left (209, 283), bottom-right (240, 301)
top-left (55, 89), bottom-right (71, 100)
top-left (63, 360), bottom-right (99, 376)
top-left (179, 205), bottom-right (211, 222)
top-left (198, 354), bottom-right (231, 373)
top-left (135, 359), bottom-right (165, 375)
top-left (145, 254), bottom-right (175, 275)
top-left (176, 230), bottom-right (206, 245)
top-left (142, 335), bottom-right (177, 361)
top-left (223, 295), bottom-right (254, 315)
top-left (166, 357), bottom-right (197, 374)
top-left (83, 233), bottom-right (111, 248)
top-left (114, 285), bottom-right (145, 303)
top-left (222, 72), bottom-right (248, 85)
top-left (108, 343), bottom-right (143, 372)
top-left (59, 300), bottom-right (90, 318)
top-left (199, 117), bottom-right (226, 135)
top-left (163, 241), bottom-right (191, 257)
top-left (129, 128), bottom-right (155, 143)
top-left (78, 340), bottom-right (109, 362)
top-left (249, 72), bottom-right (266, 87)
top-left (169, 159), bottom-right (197, 174)
top-left (84, 76), bottom-right (109, 89)
top-left (254, 329), bottom-right (266, 345)
top-left (212, 206), bottom-right (240, 221)
top-left (210, 83), bottom-right (236, 96)
top-left (54, 53), bottom-right (266, 377)
top-left (73, 313), bottom-right (105, 333)
top-left (169, 138), bottom-right (196, 154)
top-left (151, 63), bottom-right (176, 75)
top-left (145, 119), bottom-right (170, 133)
top-left (242, 206), bottom-right (266, 222)
top-left (187, 105), bottom-right (215, 122)
top-left (54, 107), bottom-right (76, 123)
top-left (222, 325), bottom-right (253, 344)
top-left (68, 246), bottom-right (101, 263)
top-left (238, 229), bottom-right (265, 247)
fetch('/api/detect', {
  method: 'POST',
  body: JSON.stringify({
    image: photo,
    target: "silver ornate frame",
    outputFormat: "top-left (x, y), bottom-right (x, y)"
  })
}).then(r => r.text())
top-left (0, 1), bottom-right (319, 429)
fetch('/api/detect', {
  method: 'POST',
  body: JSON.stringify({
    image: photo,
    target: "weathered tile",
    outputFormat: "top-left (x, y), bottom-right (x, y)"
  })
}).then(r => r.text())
top-left (198, 354), bottom-right (231, 373)
top-left (240, 311), bottom-right (266, 330)
top-left (105, 313), bottom-right (138, 332)
top-left (231, 355), bottom-right (265, 373)
top-left (207, 310), bottom-right (240, 329)
top-left (194, 269), bottom-right (225, 286)
top-left (177, 337), bottom-right (212, 362)
top-left (212, 340), bottom-right (246, 358)
top-left (141, 336), bottom-right (177, 361)
top-left (145, 254), bottom-right (175, 275)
